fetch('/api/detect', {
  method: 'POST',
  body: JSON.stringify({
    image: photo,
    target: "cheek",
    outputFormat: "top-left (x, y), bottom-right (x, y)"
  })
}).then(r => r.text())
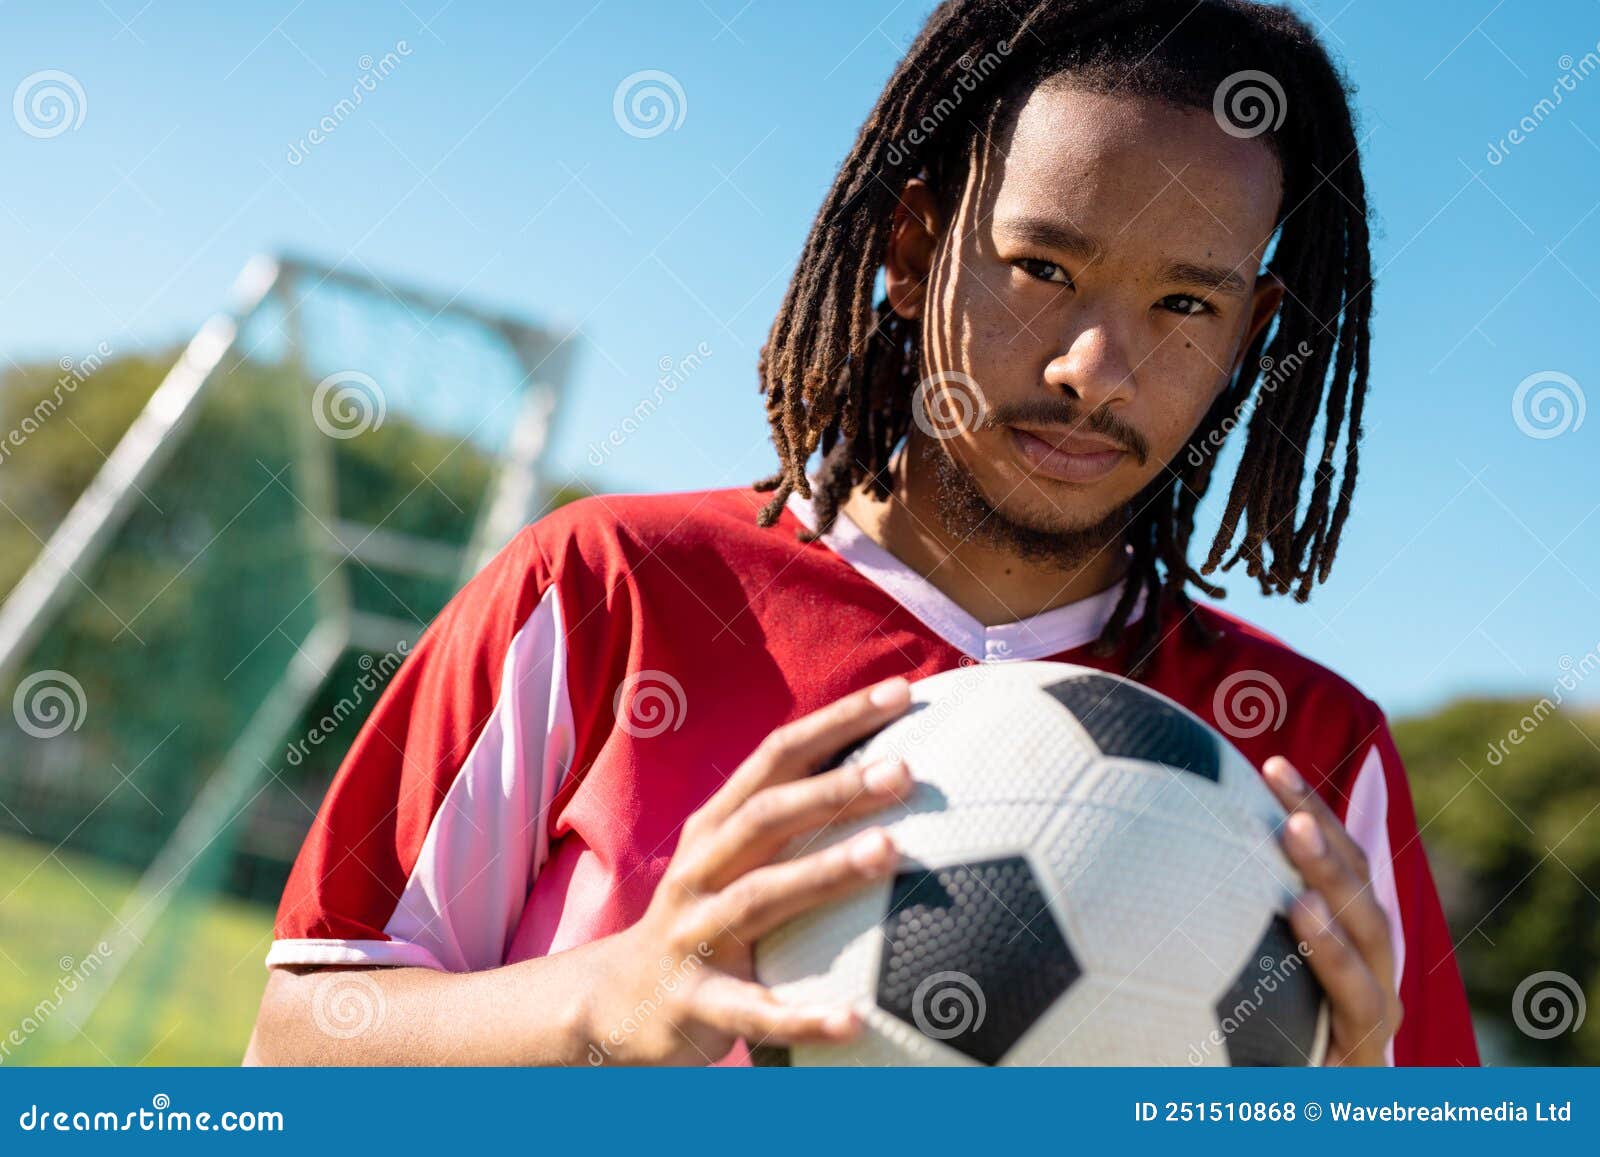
top-left (939, 273), bottom-right (1050, 389)
top-left (1134, 339), bottom-right (1234, 456)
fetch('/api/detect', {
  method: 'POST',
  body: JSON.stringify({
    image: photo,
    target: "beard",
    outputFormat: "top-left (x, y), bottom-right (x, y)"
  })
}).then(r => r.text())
top-left (921, 433), bottom-right (1132, 572)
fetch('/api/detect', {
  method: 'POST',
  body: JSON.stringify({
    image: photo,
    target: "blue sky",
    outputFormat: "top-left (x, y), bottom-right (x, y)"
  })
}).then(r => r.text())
top-left (1, 0), bottom-right (1596, 715)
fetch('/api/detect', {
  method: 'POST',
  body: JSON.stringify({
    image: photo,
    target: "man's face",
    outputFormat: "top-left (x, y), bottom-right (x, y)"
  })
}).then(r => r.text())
top-left (891, 81), bottom-right (1284, 553)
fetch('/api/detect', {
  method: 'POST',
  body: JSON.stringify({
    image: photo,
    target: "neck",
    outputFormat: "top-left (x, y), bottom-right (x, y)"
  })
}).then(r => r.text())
top-left (836, 442), bottom-right (1132, 627)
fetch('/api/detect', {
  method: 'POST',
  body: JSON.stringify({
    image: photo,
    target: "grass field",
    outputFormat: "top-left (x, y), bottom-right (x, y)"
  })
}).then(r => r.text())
top-left (0, 833), bottom-right (273, 1066)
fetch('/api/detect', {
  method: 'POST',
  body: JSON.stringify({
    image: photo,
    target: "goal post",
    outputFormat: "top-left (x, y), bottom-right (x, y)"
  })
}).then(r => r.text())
top-left (0, 254), bottom-right (574, 1062)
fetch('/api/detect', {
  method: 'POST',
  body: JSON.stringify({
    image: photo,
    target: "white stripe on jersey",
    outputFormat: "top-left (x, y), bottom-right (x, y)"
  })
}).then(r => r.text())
top-left (1342, 742), bottom-right (1403, 1067)
top-left (266, 585), bottom-right (574, 972)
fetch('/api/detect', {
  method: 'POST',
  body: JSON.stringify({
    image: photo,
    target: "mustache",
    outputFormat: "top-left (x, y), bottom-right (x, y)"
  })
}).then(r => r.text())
top-left (981, 398), bottom-right (1151, 465)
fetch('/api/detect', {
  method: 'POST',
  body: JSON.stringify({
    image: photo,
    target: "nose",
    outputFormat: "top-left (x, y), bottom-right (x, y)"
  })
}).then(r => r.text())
top-left (1042, 313), bottom-right (1137, 409)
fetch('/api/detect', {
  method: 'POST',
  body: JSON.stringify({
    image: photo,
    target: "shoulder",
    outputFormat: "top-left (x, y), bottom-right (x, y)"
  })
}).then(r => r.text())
top-left (1184, 600), bottom-right (1384, 725)
top-left (520, 485), bottom-right (777, 570)
top-left (1148, 599), bottom-right (1390, 784)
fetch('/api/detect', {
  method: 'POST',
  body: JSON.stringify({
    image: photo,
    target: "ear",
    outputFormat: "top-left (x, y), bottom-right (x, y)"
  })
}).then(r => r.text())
top-left (884, 178), bottom-right (943, 321)
top-left (1233, 269), bottom-right (1285, 373)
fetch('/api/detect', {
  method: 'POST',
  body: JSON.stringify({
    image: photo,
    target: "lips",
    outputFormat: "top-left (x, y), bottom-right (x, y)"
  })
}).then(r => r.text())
top-left (1007, 425), bottom-right (1127, 484)
top-left (1013, 423), bottom-right (1126, 456)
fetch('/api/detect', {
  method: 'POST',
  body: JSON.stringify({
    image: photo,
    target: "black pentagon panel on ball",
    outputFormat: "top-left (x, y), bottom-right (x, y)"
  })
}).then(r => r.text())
top-left (1214, 916), bottom-right (1325, 1066)
top-left (1044, 674), bottom-right (1220, 781)
top-left (876, 856), bottom-right (1081, 1065)
top-left (746, 1043), bottom-right (792, 1066)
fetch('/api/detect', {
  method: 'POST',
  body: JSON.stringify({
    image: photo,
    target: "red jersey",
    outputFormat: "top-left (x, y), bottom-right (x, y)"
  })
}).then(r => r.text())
top-left (269, 484), bottom-right (1479, 1066)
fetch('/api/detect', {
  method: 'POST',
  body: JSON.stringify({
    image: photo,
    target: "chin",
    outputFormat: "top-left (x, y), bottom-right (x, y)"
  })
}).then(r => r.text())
top-left (995, 494), bottom-right (1121, 537)
top-left (976, 463), bottom-right (1114, 523)
top-left (925, 435), bottom-right (1129, 551)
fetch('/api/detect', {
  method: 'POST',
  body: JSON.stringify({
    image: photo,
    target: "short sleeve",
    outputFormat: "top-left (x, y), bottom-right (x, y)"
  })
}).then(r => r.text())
top-left (266, 527), bottom-right (575, 973)
top-left (1339, 713), bottom-right (1479, 1066)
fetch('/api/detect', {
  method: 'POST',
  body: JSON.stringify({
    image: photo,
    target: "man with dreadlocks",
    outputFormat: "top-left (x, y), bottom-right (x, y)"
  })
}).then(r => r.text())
top-left (250, 0), bottom-right (1477, 1067)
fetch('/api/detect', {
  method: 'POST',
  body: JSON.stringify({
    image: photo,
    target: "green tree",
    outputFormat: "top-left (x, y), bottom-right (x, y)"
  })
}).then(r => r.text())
top-left (1394, 695), bottom-right (1600, 1064)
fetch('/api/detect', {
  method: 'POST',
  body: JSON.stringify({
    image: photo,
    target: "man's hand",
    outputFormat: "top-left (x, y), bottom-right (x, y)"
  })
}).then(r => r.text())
top-left (581, 675), bottom-right (916, 1065)
top-left (1263, 755), bottom-right (1402, 1066)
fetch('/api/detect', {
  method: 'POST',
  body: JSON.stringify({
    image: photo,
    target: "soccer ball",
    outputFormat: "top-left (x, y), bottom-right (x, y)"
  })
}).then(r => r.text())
top-left (753, 660), bottom-right (1328, 1066)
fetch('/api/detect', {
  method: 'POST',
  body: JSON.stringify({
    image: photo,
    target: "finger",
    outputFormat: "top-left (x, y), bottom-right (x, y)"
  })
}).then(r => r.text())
top-left (693, 975), bottom-right (860, 1047)
top-left (1282, 810), bottom-right (1396, 993)
top-left (688, 756), bottom-right (914, 891)
top-left (704, 827), bottom-right (898, 943)
top-left (1289, 892), bottom-right (1392, 1066)
top-left (697, 677), bottom-right (912, 827)
top-left (1262, 757), bottom-right (1370, 874)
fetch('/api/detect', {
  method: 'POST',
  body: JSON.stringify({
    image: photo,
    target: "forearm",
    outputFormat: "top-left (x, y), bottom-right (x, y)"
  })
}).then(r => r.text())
top-left (244, 938), bottom-right (619, 1066)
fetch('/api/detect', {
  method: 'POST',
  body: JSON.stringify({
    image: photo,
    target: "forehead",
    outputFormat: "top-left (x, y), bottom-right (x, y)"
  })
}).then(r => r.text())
top-left (984, 81), bottom-right (1283, 264)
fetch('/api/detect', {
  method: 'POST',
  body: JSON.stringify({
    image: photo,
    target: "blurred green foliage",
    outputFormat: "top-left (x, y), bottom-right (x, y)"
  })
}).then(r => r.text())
top-left (1394, 697), bottom-right (1600, 1065)
top-left (3, 351), bottom-right (320, 877)
top-left (0, 352), bottom-right (172, 595)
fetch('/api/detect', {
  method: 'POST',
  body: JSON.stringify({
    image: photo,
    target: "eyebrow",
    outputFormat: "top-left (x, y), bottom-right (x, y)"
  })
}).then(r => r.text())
top-left (993, 217), bottom-right (1103, 262)
top-left (1158, 259), bottom-right (1251, 297)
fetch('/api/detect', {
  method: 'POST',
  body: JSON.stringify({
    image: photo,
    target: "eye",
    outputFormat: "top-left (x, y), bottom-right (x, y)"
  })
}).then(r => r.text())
top-left (1157, 293), bottom-right (1213, 316)
top-left (1014, 258), bottom-right (1072, 286)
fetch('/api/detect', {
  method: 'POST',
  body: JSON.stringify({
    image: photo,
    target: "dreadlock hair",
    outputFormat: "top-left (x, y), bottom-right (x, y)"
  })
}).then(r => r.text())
top-left (752, 0), bottom-right (1372, 672)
